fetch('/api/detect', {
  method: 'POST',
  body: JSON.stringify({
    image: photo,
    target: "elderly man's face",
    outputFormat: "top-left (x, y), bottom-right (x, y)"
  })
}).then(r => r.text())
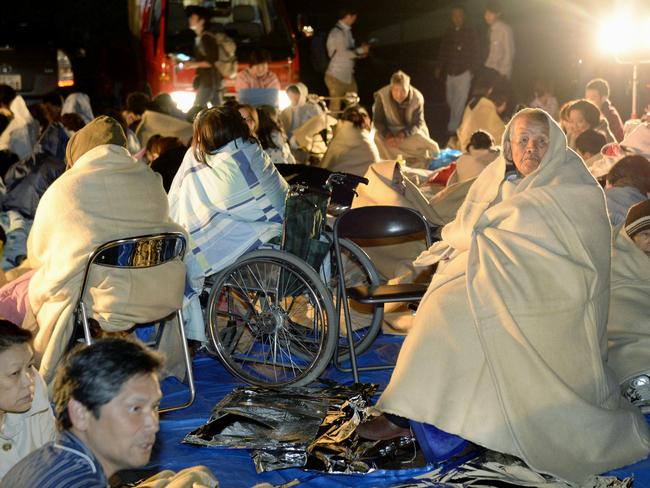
top-left (633, 230), bottom-right (650, 257)
top-left (76, 372), bottom-right (161, 477)
top-left (391, 83), bottom-right (409, 103)
top-left (510, 116), bottom-right (550, 176)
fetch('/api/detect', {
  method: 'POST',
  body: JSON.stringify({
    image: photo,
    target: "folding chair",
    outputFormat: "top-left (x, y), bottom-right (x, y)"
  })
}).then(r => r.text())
top-left (332, 206), bottom-right (433, 382)
top-left (75, 232), bottom-right (195, 413)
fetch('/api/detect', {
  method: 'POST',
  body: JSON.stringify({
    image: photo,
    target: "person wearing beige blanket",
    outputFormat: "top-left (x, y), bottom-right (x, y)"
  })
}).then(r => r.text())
top-left (22, 116), bottom-right (187, 384)
top-left (361, 109), bottom-right (650, 483)
top-left (608, 200), bottom-right (650, 412)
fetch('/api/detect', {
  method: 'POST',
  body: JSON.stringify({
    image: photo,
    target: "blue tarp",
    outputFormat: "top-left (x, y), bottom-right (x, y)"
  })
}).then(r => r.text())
top-left (153, 333), bottom-right (650, 487)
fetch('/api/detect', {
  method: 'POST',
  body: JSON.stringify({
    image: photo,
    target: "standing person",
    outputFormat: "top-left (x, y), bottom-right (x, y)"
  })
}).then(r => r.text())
top-left (483, 1), bottom-right (515, 79)
top-left (585, 78), bottom-right (625, 142)
top-left (185, 6), bottom-right (236, 108)
top-left (372, 70), bottom-right (440, 166)
top-left (325, 8), bottom-right (369, 113)
top-left (435, 4), bottom-right (480, 136)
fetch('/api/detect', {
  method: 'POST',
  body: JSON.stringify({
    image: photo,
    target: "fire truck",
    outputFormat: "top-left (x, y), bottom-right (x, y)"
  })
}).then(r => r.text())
top-left (131, 0), bottom-right (300, 111)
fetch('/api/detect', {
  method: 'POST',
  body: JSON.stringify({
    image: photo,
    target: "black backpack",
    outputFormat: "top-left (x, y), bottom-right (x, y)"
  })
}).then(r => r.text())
top-left (310, 25), bottom-right (341, 74)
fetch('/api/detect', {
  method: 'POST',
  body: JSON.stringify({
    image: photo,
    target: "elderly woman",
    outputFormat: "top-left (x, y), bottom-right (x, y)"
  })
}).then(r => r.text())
top-left (19, 116), bottom-right (187, 383)
top-left (168, 106), bottom-right (289, 341)
top-left (321, 105), bottom-right (379, 176)
top-left (0, 321), bottom-right (55, 478)
top-left (359, 109), bottom-right (650, 483)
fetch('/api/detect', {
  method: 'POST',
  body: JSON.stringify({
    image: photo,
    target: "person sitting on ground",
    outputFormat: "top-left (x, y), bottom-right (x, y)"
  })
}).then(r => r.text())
top-left (238, 103), bottom-right (259, 137)
top-left (256, 104), bottom-right (296, 165)
top-left (604, 155), bottom-right (650, 226)
top-left (575, 128), bottom-right (606, 166)
top-left (321, 104), bottom-right (379, 176)
top-left (235, 49), bottom-right (281, 92)
top-left (2, 338), bottom-right (217, 487)
top-left (446, 129), bottom-right (499, 186)
top-left (586, 78), bottom-right (625, 142)
top-left (372, 70), bottom-right (440, 166)
top-left (168, 106), bottom-right (289, 343)
top-left (279, 83), bottom-right (327, 163)
top-left (529, 79), bottom-right (559, 120)
top-left (357, 108), bottom-right (650, 484)
top-left (567, 98), bottom-right (615, 149)
top-left (146, 135), bottom-right (187, 192)
top-left (456, 84), bottom-right (507, 152)
top-left (279, 83), bottom-right (323, 141)
top-left (0, 116), bottom-right (187, 385)
top-left (0, 321), bottom-right (55, 479)
top-left (607, 200), bottom-right (650, 413)
top-left (61, 92), bottom-right (94, 125)
top-left (0, 84), bottom-right (38, 161)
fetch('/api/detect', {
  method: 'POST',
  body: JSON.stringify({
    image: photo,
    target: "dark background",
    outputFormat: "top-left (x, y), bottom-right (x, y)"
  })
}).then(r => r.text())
top-left (4, 0), bottom-right (649, 143)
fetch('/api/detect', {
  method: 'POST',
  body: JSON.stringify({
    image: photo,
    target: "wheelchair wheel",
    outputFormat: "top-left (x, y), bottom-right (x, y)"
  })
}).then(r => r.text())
top-left (207, 249), bottom-right (337, 387)
top-left (324, 238), bottom-right (384, 361)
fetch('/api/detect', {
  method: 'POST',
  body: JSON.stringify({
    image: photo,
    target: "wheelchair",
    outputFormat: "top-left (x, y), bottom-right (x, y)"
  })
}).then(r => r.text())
top-left (203, 168), bottom-right (385, 387)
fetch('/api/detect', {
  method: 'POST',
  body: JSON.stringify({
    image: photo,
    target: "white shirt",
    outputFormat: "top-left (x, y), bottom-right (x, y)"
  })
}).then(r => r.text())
top-left (484, 19), bottom-right (515, 78)
top-left (0, 370), bottom-right (56, 479)
top-left (326, 21), bottom-right (362, 84)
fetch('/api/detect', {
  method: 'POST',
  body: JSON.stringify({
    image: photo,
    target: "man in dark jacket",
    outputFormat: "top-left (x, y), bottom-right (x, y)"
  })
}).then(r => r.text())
top-left (435, 5), bottom-right (480, 135)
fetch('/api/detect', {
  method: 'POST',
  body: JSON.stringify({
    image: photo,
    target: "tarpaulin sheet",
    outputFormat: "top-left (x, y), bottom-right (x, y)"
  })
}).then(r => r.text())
top-left (150, 333), bottom-right (650, 488)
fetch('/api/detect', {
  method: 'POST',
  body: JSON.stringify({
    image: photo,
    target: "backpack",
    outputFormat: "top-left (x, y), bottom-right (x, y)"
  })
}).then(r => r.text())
top-left (205, 31), bottom-right (238, 79)
top-left (310, 25), bottom-right (341, 74)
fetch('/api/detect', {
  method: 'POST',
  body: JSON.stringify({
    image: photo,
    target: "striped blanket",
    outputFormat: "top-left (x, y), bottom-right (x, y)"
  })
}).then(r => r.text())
top-left (168, 138), bottom-right (289, 340)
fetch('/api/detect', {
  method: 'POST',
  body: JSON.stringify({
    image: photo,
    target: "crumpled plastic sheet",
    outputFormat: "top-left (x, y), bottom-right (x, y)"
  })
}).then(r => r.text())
top-left (183, 383), bottom-right (423, 474)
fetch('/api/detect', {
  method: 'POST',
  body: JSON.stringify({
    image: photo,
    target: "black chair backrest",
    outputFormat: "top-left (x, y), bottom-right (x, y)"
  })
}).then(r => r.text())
top-left (334, 206), bottom-right (432, 246)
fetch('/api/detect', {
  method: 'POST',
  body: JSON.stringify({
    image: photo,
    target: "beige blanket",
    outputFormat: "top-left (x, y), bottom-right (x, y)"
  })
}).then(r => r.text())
top-left (352, 161), bottom-right (473, 281)
top-left (607, 224), bottom-right (650, 384)
top-left (378, 110), bottom-right (650, 483)
top-left (25, 144), bottom-right (188, 383)
top-left (136, 110), bottom-right (193, 147)
top-left (320, 120), bottom-right (380, 176)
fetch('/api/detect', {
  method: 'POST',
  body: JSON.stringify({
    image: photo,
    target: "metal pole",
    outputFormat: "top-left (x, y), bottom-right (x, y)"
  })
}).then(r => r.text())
top-left (631, 63), bottom-right (638, 119)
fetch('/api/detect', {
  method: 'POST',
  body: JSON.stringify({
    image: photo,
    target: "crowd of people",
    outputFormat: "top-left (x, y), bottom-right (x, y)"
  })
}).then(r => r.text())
top-left (0, 0), bottom-right (649, 486)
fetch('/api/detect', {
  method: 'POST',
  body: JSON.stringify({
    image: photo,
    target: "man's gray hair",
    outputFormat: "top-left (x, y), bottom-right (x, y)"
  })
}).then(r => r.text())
top-left (390, 70), bottom-right (411, 87)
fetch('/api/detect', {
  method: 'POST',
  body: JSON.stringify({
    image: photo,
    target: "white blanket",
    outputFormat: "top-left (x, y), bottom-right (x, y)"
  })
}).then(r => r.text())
top-left (378, 109), bottom-right (650, 483)
top-left (607, 224), bottom-right (650, 384)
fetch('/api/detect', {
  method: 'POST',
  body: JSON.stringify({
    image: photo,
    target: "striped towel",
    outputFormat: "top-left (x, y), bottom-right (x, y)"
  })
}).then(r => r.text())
top-left (168, 138), bottom-right (289, 339)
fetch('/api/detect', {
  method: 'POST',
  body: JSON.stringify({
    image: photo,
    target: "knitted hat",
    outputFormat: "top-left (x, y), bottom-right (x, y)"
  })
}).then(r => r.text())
top-left (625, 199), bottom-right (650, 238)
top-left (65, 115), bottom-right (127, 167)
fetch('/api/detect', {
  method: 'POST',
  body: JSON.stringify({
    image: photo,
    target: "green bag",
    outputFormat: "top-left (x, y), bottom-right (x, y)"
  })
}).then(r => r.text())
top-left (281, 185), bottom-right (331, 271)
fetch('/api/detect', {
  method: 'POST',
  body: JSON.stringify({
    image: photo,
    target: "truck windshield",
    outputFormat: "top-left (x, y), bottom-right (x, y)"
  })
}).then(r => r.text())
top-left (165, 0), bottom-right (294, 62)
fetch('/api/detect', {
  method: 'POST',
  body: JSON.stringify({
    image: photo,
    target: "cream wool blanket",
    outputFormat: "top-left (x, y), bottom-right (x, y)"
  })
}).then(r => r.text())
top-left (25, 144), bottom-right (187, 383)
top-left (378, 110), bottom-right (650, 483)
top-left (607, 224), bottom-right (650, 384)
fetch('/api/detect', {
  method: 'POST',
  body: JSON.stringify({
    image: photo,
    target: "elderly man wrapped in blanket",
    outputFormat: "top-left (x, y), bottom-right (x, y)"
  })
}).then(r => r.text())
top-left (608, 200), bottom-right (650, 412)
top-left (358, 109), bottom-right (650, 484)
top-left (168, 106), bottom-right (289, 342)
top-left (20, 116), bottom-right (187, 384)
